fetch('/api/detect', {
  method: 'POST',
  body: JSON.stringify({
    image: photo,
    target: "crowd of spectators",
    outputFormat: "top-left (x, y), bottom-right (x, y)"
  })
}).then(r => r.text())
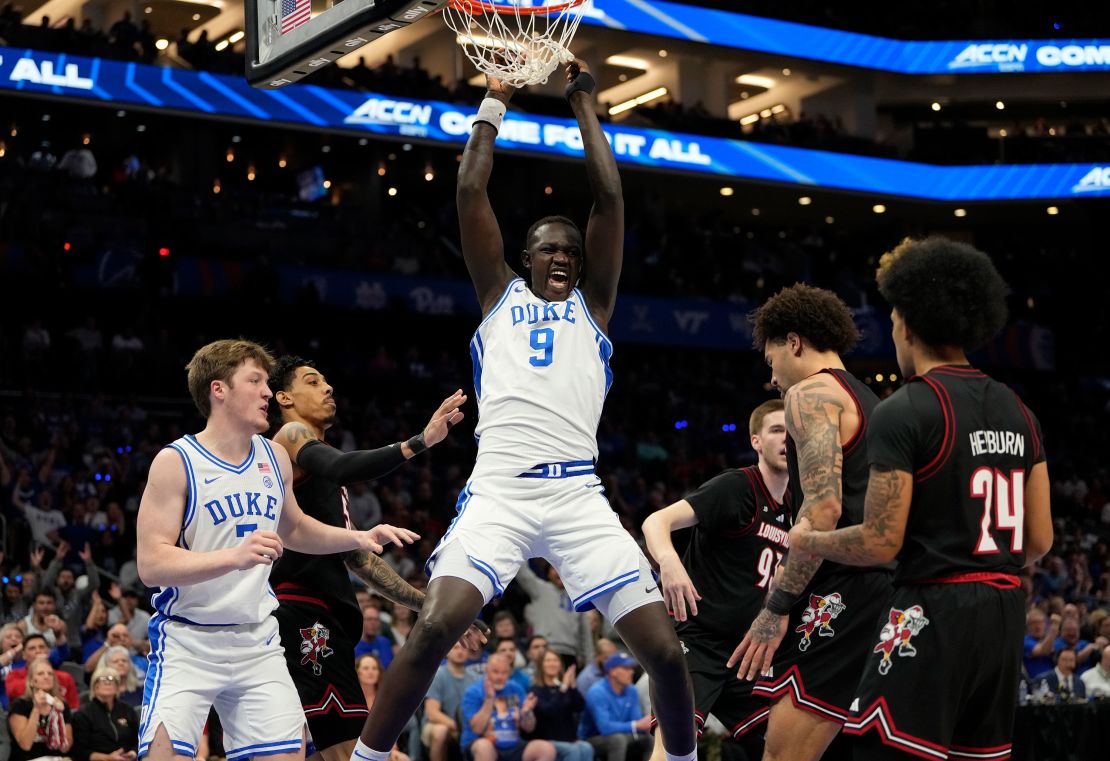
top-left (1, 57), bottom-right (1110, 759)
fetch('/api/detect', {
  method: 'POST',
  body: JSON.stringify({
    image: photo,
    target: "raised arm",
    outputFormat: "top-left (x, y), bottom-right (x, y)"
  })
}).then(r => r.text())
top-left (458, 77), bottom-right (516, 313)
top-left (566, 59), bottom-right (623, 327)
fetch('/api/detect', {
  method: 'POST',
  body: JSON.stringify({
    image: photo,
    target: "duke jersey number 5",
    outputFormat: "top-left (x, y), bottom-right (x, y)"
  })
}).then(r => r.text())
top-left (972, 468), bottom-right (1025, 553)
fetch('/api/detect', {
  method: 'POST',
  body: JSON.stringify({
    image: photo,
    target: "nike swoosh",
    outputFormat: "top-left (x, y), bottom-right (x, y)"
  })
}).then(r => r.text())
top-left (645, 585), bottom-right (658, 594)
top-left (353, 752), bottom-right (374, 761)
top-left (204, 477), bottom-right (221, 485)
top-left (514, 287), bottom-right (525, 293)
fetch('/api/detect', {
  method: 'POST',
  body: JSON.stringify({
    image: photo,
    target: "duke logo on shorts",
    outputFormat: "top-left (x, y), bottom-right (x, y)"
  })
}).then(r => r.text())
top-left (139, 434), bottom-right (304, 761)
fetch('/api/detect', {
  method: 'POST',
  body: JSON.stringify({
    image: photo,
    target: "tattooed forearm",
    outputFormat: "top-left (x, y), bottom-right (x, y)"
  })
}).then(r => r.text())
top-left (786, 380), bottom-right (845, 524)
top-left (346, 550), bottom-right (426, 611)
top-left (802, 466), bottom-right (908, 566)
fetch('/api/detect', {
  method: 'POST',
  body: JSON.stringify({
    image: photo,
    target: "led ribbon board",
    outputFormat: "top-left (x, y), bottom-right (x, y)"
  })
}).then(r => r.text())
top-left (2, 48), bottom-right (1109, 199)
top-left (585, 0), bottom-right (1110, 74)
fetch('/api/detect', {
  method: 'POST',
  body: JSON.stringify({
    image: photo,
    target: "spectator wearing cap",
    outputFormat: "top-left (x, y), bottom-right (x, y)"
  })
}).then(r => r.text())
top-left (71, 663), bottom-right (139, 761)
top-left (576, 640), bottom-right (616, 699)
top-left (579, 653), bottom-right (651, 761)
top-left (106, 584), bottom-right (149, 650)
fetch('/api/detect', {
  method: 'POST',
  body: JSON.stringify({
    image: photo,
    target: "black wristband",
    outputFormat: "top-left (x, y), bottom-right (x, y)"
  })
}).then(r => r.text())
top-left (765, 588), bottom-right (796, 616)
top-left (565, 71), bottom-right (596, 100)
top-left (405, 432), bottom-right (428, 455)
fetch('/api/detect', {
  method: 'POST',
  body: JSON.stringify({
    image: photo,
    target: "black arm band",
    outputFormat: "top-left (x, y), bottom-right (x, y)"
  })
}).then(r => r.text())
top-left (765, 588), bottom-right (796, 616)
top-left (405, 432), bottom-right (428, 455)
top-left (295, 439), bottom-right (406, 485)
top-left (565, 71), bottom-right (596, 100)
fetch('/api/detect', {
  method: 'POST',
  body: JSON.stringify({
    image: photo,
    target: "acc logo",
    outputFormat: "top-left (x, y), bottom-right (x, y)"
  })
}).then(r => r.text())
top-left (345, 98), bottom-right (433, 127)
top-left (1073, 166), bottom-right (1110, 194)
top-left (795, 592), bottom-right (845, 651)
top-left (874, 605), bottom-right (929, 675)
top-left (299, 621), bottom-right (334, 675)
top-left (9, 58), bottom-right (94, 90)
top-left (947, 43), bottom-right (1027, 71)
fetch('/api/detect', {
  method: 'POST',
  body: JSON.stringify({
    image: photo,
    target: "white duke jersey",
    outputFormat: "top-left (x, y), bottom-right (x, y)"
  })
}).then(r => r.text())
top-left (469, 277), bottom-right (613, 475)
top-left (153, 434), bottom-right (286, 626)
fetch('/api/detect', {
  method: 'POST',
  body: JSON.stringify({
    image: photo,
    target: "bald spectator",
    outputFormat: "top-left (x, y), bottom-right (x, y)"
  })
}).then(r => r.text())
top-left (1024, 610), bottom-right (1059, 678)
top-left (106, 585), bottom-right (149, 649)
top-left (461, 653), bottom-right (554, 761)
top-left (84, 623), bottom-right (146, 680)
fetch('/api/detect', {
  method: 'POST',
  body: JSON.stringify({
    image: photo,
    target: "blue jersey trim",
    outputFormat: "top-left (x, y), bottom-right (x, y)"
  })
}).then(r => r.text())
top-left (574, 288), bottom-right (615, 397)
top-left (477, 277), bottom-right (523, 331)
top-left (165, 444), bottom-right (198, 535)
top-left (426, 483), bottom-right (474, 577)
top-left (258, 436), bottom-right (286, 500)
top-left (138, 614), bottom-right (170, 744)
top-left (226, 740), bottom-right (304, 761)
top-left (572, 569), bottom-right (640, 611)
top-left (468, 556), bottom-right (505, 597)
top-left (183, 434), bottom-right (256, 474)
top-left (469, 333), bottom-right (484, 401)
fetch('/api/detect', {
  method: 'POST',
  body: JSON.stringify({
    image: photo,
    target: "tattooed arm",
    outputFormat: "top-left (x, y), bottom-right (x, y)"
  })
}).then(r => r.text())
top-left (790, 465), bottom-right (912, 565)
top-left (345, 549), bottom-right (426, 610)
top-left (729, 377), bottom-right (847, 679)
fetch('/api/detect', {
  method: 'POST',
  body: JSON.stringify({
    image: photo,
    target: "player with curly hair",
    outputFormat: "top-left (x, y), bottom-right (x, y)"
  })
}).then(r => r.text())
top-left (791, 237), bottom-right (1053, 760)
top-left (729, 284), bottom-right (888, 761)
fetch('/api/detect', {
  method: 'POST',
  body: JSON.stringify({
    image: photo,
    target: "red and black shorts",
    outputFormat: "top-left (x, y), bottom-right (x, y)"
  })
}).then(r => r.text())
top-left (752, 568), bottom-right (893, 724)
top-left (844, 575), bottom-right (1023, 761)
top-left (273, 594), bottom-right (368, 752)
top-left (671, 626), bottom-right (769, 740)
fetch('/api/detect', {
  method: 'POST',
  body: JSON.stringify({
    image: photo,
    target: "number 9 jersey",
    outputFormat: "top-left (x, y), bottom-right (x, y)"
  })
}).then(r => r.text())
top-left (469, 277), bottom-right (613, 477)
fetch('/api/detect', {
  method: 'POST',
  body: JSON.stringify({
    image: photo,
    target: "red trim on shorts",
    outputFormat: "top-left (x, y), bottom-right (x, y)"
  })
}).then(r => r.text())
top-left (302, 685), bottom-right (370, 716)
top-left (948, 742), bottom-right (1012, 759)
top-left (914, 376), bottom-right (955, 482)
top-left (730, 708), bottom-right (770, 739)
top-left (843, 696), bottom-right (951, 761)
top-left (906, 572), bottom-right (1021, 589)
top-left (751, 665), bottom-right (849, 724)
top-left (823, 370), bottom-right (866, 456)
top-left (276, 592), bottom-right (331, 610)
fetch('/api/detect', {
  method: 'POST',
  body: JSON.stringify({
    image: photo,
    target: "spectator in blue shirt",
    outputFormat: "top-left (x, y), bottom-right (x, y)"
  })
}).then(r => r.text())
top-left (461, 653), bottom-right (555, 761)
top-left (1023, 609), bottom-right (1059, 678)
top-left (576, 640), bottom-right (616, 699)
top-left (579, 653), bottom-right (651, 761)
top-left (422, 642), bottom-right (480, 761)
top-left (355, 604), bottom-right (395, 668)
top-left (495, 638), bottom-right (532, 691)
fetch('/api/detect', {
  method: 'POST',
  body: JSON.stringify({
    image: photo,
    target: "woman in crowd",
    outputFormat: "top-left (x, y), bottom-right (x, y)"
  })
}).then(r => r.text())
top-left (357, 654), bottom-right (411, 761)
top-left (71, 663), bottom-right (139, 761)
top-left (103, 646), bottom-right (143, 706)
top-left (7, 656), bottom-right (73, 761)
top-left (527, 649), bottom-right (592, 761)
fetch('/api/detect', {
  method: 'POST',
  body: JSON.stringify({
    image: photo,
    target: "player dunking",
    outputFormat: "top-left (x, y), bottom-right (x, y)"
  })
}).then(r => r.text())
top-left (350, 59), bottom-right (697, 761)
top-left (728, 285), bottom-right (889, 761)
top-left (790, 237), bottom-right (1053, 760)
top-left (268, 356), bottom-right (487, 761)
top-left (136, 340), bottom-right (417, 761)
top-left (642, 400), bottom-right (791, 760)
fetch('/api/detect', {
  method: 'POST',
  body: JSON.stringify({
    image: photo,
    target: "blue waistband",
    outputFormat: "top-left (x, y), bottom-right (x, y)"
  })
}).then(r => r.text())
top-left (517, 460), bottom-right (595, 479)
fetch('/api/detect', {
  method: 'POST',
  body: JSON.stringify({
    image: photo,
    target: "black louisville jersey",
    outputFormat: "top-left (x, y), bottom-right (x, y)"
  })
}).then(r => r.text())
top-left (786, 368), bottom-right (882, 580)
top-left (269, 471), bottom-right (362, 639)
top-left (867, 364), bottom-right (1045, 583)
top-left (677, 465), bottom-right (791, 636)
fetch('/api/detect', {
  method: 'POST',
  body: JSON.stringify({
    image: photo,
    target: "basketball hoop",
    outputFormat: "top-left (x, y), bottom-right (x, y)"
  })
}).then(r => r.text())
top-left (444, 0), bottom-right (589, 88)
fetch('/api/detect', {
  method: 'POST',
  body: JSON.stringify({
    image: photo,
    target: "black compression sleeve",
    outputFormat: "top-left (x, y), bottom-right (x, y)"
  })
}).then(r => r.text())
top-left (295, 439), bottom-right (407, 485)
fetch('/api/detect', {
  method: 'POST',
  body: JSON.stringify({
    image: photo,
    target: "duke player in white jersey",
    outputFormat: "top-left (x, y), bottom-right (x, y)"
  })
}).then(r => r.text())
top-left (352, 59), bottom-right (697, 761)
top-left (136, 340), bottom-right (418, 761)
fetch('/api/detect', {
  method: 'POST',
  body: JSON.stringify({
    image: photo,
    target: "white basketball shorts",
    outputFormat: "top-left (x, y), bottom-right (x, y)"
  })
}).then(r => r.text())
top-left (426, 467), bottom-right (663, 621)
top-left (139, 614), bottom-right (304, 761)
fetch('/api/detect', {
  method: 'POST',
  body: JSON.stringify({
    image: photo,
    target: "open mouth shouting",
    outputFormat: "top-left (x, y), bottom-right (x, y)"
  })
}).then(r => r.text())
top-left (548, 267), bottom-right (571, 293)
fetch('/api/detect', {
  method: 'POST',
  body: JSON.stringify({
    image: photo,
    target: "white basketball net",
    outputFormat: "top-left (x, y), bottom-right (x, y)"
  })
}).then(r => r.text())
top-left (444, 0), bottom-right (588, 88)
